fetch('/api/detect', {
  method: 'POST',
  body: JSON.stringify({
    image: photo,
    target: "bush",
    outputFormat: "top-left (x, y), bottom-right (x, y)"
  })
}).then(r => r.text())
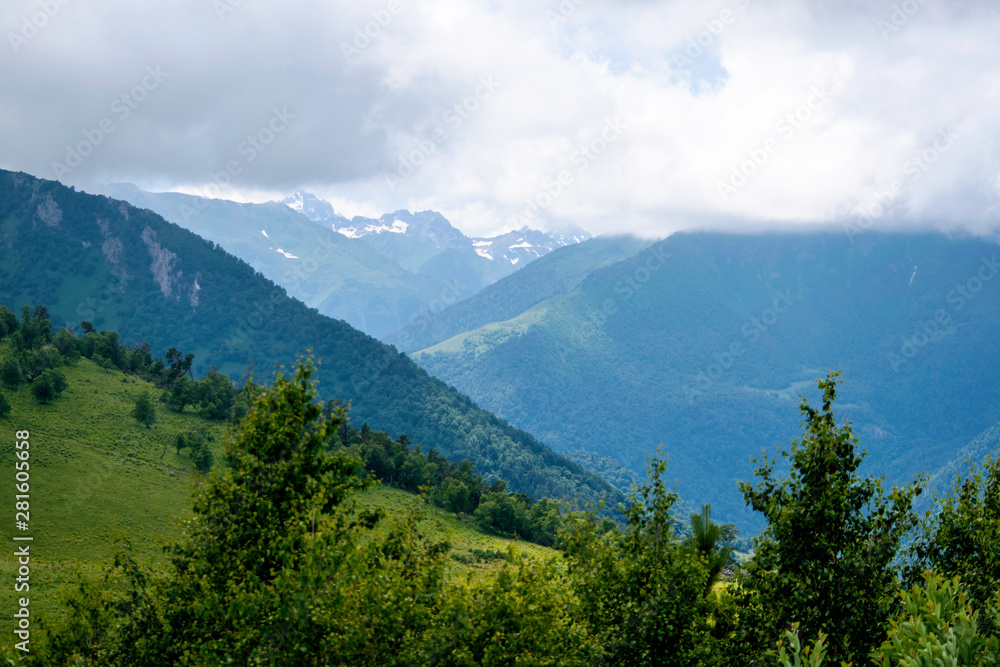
top-left (31, 368), bottom-right (67, 404)
top-left (1, 358), bottom-right (22, 389)
top-left (132, 391), bottom-right (157, 428)
top-left (873, 572), bottom-right (1000, 666)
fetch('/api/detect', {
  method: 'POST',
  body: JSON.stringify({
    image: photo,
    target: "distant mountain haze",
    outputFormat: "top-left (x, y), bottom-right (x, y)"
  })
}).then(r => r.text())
top-left (98, 185), bottom-right (589, 340)
top-left (412, 231), bottom-right (1000, 528)
top-left (0, 169), bottom-right (618, 507)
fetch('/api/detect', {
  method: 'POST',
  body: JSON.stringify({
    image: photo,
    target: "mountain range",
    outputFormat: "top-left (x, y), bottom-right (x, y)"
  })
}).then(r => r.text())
top-left (0, 169), bottom-right (618, 507)
top-left (97, 185), bottom-right (589, 340)
top-left (8, 167), bottom-right (1000, 532)
top-left (409, 231), bottom-right (1000, 527)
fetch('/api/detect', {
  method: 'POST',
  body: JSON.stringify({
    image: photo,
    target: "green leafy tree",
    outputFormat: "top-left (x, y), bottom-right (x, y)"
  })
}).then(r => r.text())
top-left (52, 326), bottom-right (81, 362)
top-left (0, 305), bottom-right (19, 338)
top-left (526, 497), bottom-right (563, 547)
top-left (190, 443), bottom-right (214, 473)
top-left (873, 572), bottom-right (1000, 666)
top-left (1, 358), bottom-right (23, 389)
top-left (737, 371), bottom-right (924, 663)
top-left (12, 304), bottom-right (52, 351)
top-left (30, 368), bottom-right (67, 404)
top-left (197, 367), bottom-right (237, 420)
top-left (406, 554), bottom-right (603, 666)
top-left (132, 391), bottom-right (157, 428)
top-left (906, 451), bottom-right (1000, 619)
top-left (0, 390), bottom-right (11, 418)
top-left (166, 376), bottom-right (199, 413)
top-left (20, 346), bottom-right (63, 381)
top-left (561, 451), bottom-right (716, 666)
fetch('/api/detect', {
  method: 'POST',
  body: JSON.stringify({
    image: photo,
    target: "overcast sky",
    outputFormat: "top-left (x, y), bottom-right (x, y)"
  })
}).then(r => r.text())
top-left (2, 0), bottom-right (998, 237)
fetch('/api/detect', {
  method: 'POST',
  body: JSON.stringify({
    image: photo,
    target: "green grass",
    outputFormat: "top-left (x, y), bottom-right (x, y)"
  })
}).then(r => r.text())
top-left (0, 349), bottom-right (558, 645)
top-left (357, 485), bottom-right (558, 579)
top-left (0, 354), bottom-right (226, 640)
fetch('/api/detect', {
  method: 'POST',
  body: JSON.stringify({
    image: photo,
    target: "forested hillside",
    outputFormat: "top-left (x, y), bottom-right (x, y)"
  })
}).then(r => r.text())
top-left (391, 234), bottom-right (651, 352)
top-left (6, 364), bottom-right (999, 665)
top-left (0, 169), bottom-right (618, 506)
top-left (0, 320), bottom-right (561, 644)
top-left (414, 232), bottom-right (1000, 527)
top-left (98, 183), bottom-right (448, 339)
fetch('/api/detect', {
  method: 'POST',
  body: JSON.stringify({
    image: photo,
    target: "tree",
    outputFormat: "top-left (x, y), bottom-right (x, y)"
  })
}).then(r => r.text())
top-left (12, 304), bottom-right (52, 351)
top-left (686, 504), bottom-right (731, 591)
top-left (0, 391), bottom-right (10, 419)
top-left (560, 451), bottom-right (716, 666)
top-left (166, 376), bottom-right (199, 413)
top-left (52, 326), bottom-right (81, 362)
top-left (164, 347), bottom-right (195, 384)
top-left (197, 367), bottom-right (237, 420)
top-left (31, 368), bottom-right (67, 404)
top-left (736, 371), bottom-right (924, 663)
top-left (906, 450), bottom-right (1000, 618)
top-left (132, 391), bottom-right (157, 428)
top-left (1, 358), bottom-right (23, 389)
top-left (0, 305), bottom-right (18, 339)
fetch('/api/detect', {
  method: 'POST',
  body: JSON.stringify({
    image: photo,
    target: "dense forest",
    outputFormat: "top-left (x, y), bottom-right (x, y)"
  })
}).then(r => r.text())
top-left (0, 305), bottom-right (583, 548)
top-left (0, 169), bottom-right (619, 508)
top-left (4, 358), bottom-right (998, 665)
top-left (414, 231), bottom-right (1000, 527)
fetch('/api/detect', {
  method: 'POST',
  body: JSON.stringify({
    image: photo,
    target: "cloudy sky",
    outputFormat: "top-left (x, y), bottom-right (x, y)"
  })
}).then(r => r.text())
top-left (2, 0), bottom-right (999, 237)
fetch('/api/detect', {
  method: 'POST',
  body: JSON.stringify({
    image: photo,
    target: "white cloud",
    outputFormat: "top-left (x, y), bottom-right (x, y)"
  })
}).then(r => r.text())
top-left (1, 0), bottom-right (998, 237)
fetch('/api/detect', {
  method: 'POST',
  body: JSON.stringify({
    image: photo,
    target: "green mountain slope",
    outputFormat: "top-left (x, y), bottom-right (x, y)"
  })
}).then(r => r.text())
top-left (391, 234), bottom-right (652, 352)
top-left (0, 169), bottom-right (618, 506)
top-left (414, 231), bottom-right (1000, 527)
top-left (0, 350), bottom-right (557, 638)
top-left (98, 184), bottom-right (446, 340)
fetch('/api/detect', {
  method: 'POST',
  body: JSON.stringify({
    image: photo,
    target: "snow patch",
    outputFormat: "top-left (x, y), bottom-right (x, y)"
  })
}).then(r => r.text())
top-left (508, 241), bottom-right (534, 249)
top-left (275, 248), bottom-right (299, 259)
top-left (511, 257), bottom-right (520, 265)
top-left (336, 219), bottom-right (408, 238)
top-left (475, 248), bottom-right (493, 260)
top-left (909, 266), bottom-right (917, 285)
top-left (261, 230), bottom-right (270, 238)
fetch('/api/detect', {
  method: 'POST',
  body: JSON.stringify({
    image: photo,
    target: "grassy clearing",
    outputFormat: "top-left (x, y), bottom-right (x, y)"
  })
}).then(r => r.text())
top-left (0, 352), bottom-right (558, 642)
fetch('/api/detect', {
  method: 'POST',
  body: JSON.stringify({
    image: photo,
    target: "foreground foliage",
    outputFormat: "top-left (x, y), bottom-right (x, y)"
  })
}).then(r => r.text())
top-left (4, 368), bottom-right (999, 665)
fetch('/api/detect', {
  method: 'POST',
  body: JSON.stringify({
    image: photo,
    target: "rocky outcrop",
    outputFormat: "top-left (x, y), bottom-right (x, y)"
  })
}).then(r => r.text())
top-left (141, 226), bottom-right (180, 299)
top-left (36, 195), bottom-right (62, 227)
